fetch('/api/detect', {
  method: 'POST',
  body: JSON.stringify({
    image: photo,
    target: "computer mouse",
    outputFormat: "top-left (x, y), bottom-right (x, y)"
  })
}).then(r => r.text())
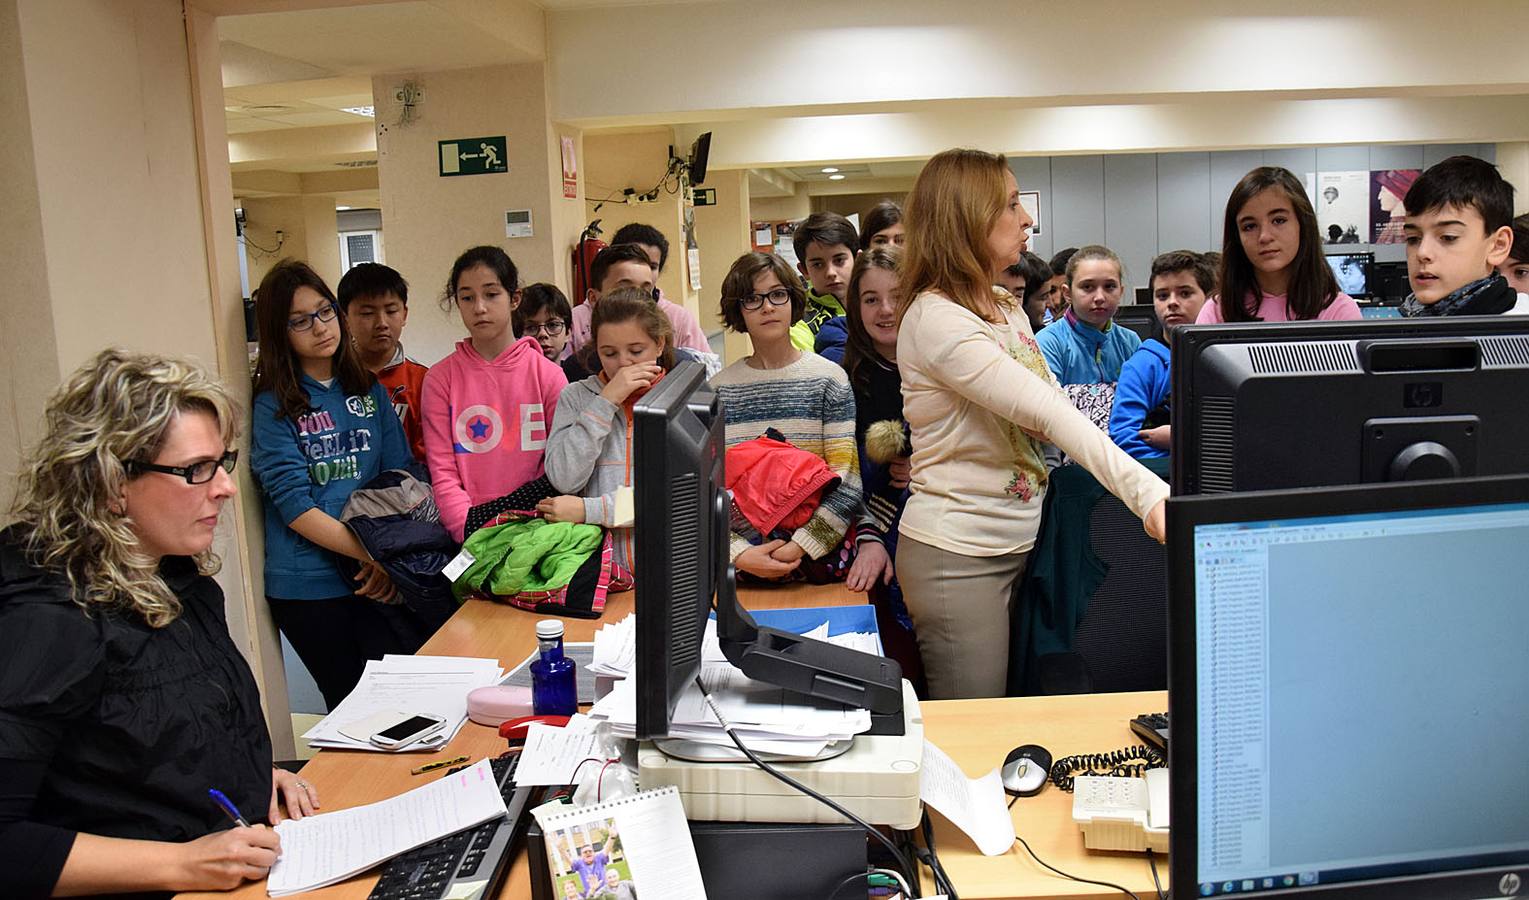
top-left (1001, 744), bottom-right (1052, 797)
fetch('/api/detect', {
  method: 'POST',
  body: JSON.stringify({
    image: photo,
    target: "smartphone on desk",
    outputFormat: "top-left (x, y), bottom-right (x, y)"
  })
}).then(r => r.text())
top-left (369, 712), bottom-right (448, 750)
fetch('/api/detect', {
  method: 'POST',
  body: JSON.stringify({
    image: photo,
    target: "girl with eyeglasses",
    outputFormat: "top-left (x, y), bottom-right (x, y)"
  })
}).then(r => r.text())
top-left (3, 349), bottom-right (315, 897)
top-left (710, 252), bottom-right (862, 582)
top-left (540, 288), bottom-right (678, 574)
top-left (250, 259), bottom-right (416, 709)
top-left (420, 246), bottom-right (569, 543)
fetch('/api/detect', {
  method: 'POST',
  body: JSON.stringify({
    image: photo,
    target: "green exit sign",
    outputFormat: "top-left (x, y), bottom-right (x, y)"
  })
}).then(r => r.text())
top-left (439, 136), bottom-right (508, 176)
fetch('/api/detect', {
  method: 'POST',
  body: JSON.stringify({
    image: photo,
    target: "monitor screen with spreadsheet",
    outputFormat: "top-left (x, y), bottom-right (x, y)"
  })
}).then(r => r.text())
top-left (1168, 475), bottom-right (1529, 899)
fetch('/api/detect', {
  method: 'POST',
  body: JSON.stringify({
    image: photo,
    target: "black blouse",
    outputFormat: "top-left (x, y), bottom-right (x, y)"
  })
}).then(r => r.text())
top-left (0, 526), bottom-right (273, 899)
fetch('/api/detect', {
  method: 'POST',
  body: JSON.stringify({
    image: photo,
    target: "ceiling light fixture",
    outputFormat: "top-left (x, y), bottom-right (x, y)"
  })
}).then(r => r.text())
top-left (341, 106), bottom-right (375, 118)
top-left (336, 205), bottom-right (353, 211)
top-left (828, 173), bottom-right (846, 181)
top-left (821, 167), bottom-right (840, 174)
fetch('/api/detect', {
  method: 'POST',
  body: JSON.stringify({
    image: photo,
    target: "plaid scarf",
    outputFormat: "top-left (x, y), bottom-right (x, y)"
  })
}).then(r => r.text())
top-left (1400, 273), bottom-right (1516, 318)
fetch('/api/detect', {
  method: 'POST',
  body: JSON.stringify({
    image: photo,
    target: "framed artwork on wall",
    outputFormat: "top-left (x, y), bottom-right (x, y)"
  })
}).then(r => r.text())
top-left (1020, 191), bottom-right (1042, 237)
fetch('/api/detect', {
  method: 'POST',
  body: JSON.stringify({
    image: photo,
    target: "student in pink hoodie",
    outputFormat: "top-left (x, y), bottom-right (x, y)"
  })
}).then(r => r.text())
top-left (421, 246), bottom-right (568, 541)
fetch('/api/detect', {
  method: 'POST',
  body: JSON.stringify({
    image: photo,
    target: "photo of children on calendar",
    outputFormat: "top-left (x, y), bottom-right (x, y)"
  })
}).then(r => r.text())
top-left (549, 818), bottom-right (638, 900)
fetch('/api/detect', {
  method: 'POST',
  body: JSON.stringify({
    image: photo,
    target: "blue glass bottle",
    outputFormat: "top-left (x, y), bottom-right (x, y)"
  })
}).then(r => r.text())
top-left (530, 619), bottom-right (578, 716)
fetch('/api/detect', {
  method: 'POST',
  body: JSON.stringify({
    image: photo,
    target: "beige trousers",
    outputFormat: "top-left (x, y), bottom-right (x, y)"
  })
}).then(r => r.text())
top-left (896, 535), bottom-right (1029, 700)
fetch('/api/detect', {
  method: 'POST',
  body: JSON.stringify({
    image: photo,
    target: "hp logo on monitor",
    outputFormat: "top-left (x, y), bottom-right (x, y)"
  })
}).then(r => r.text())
top-left (1501, 872), bottom-right (1522, 896)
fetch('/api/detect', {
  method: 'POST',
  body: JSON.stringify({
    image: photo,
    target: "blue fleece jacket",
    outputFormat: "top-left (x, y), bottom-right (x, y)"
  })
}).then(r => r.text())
top-left (1108, 338), bottom-right (1171, 459)
top-left (814, 316), bottom-right (849, 363)
top-left (1035, 310), bottom-right (1142, 385)
top-left (252, 377), bottom-right (412, 599)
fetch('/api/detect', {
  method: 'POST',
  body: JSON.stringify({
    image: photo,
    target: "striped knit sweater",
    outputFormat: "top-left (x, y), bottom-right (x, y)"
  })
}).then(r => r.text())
top-left (710, 352), bottom-right (862, 561)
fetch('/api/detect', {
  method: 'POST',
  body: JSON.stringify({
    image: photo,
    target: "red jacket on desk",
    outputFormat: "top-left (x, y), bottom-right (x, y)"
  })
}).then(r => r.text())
top-left (725, 430), bottom-right (840, 536)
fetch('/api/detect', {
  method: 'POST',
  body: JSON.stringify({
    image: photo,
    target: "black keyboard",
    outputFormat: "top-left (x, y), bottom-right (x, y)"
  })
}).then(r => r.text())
top-left (369, 754), bottom-right (533, 900)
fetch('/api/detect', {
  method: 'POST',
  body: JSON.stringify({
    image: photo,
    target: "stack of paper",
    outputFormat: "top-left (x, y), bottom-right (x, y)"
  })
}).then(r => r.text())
top-left (588, 614), bottom-right (635, 676)
top-left (587, 660), bottom-right (872, 758)
top-left (266, 758), bottom-right (508, 896)
top-left (303, 655), bottom-right (504, 751)
top-left (583, 611), bottom-right (883, 758)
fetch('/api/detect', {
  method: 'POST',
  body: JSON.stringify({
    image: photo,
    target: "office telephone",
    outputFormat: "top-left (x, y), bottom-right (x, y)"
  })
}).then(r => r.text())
top-left (1050, 745), bottom-right (1169, 853)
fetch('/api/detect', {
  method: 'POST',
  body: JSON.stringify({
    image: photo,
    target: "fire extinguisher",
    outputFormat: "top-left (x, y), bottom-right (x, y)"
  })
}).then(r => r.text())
top-left (573, 220), bottom-right (606, 306)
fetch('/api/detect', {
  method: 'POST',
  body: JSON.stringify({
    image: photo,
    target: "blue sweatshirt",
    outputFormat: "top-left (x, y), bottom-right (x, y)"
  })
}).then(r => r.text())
top-left (1035, 309), bottom-right (1142, 385)
top-left (814, 316), bottom-right (849, 363)
top-left (1108, 338), bottom-right (1171, 459)
top-left (252, 377), bottom-right (412, 599)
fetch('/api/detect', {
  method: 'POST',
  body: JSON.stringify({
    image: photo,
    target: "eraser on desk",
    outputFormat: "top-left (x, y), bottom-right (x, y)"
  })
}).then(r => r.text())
top-left (466, 685), bottom-right (534, 726)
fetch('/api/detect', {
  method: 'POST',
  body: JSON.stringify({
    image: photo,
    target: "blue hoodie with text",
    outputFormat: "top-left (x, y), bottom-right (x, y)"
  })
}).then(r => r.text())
top-left (252, 377), bottom-right (412, 599)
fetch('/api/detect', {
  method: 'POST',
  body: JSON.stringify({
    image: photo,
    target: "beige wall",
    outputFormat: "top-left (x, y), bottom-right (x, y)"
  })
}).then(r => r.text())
top-left (0, 0), bottom-right (60, 512)
top-left (241, 194), bottom-right (341, 292)
top-left (750, 190), bottom-right (811, 224)
top-left (691, 169), bottom-right (752, 363)
top-left (373, 63), bottom-right (581, 366)
top-left (17, 0), bottom-right (219, 372)
top-left (1, 0), bottom-right (289, 749)
top-left (581, 129), bottom-right (693, 307)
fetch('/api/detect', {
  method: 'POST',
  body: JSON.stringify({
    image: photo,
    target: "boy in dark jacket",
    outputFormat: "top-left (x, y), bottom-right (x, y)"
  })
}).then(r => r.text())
top-left (1400, 156), bottom-right (1518, 317)
top-left (1108, 251), bottom-right (1213, 459)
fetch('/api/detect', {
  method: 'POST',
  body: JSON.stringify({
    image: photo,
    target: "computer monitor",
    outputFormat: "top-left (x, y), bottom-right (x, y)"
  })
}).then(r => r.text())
top-left (631, 361), bottom-right (904, 741)
top-left (1114, 303), bottom-right (1161, 342)
top-left (631, 360), bottom-right (728, 739)
top-left (1370, 260), bottom-right (1411, 304)
top-left (1325, 252), bottom-right (1373, 299)
top-left (1169, 317), bottom-right (1529, 495)
top-left (1167, 475), bottom-right (1529, 898)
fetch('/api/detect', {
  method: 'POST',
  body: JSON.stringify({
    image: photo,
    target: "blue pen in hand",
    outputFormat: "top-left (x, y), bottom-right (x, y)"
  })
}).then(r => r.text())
top-left (208, 789), bottom-right (251, 828)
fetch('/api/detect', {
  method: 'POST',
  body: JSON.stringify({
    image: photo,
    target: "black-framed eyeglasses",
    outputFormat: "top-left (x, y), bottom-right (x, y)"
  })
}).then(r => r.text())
top-left (526, 319), bottom-right (567, 337)
top-left (287, 304), bottom-right (339, 333)
top-left (738, 288), bottom-right (792, 311)
top-left (127, 450), bottom-right (238, 485)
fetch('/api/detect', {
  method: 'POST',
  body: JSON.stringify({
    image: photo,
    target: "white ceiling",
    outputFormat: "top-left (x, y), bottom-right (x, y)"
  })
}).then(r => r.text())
top-left (218, 3), bottom-right (537, 78)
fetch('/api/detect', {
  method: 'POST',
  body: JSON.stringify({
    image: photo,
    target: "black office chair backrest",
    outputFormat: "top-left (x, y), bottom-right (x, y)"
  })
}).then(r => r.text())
top-left (1068, 485), bottom-right (1169, 693)
top-left (1007, 459), bottom-right (1169, 696)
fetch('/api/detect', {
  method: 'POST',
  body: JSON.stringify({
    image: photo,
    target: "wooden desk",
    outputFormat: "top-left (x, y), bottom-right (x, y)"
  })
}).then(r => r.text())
top-left (186, 582), bottom-right (861, 900)
top-left (921, 689), bottom-right (1169, 900)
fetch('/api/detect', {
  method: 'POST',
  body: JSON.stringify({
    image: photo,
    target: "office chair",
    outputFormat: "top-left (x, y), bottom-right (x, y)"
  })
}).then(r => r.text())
top-left (1006, 458), bottom-right (1170, 696)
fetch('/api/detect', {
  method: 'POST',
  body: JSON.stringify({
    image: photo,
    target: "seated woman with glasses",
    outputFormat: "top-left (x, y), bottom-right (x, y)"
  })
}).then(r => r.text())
top-left (250, 259), bottom-right (417, 709)
top-left (710, 252), bottom-right (862, 583)
top-left (1, 348), bottom-right (317, 898)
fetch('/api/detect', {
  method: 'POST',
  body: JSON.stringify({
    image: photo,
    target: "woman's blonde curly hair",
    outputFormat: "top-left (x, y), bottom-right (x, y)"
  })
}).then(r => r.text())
top-left (8, 348), bottom-right (239, 627)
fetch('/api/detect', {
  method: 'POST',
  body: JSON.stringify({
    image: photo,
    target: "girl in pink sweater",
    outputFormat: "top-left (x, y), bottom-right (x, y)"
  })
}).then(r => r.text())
top-left (421, 246), bottom-right (568, 540)
top-left (1199, 167), bottom-right (1362, 324)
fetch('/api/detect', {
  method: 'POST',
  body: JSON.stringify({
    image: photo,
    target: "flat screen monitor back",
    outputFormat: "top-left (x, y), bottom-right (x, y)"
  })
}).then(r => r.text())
top-left (1169, 317), bottom-right (1529, 495)
top-left (631, 361), bottom-right (726, 739)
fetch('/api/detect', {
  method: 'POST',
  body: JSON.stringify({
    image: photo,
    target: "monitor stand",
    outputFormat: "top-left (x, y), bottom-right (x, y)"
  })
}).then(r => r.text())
top-left (713, 565), bottom-right (906, 736)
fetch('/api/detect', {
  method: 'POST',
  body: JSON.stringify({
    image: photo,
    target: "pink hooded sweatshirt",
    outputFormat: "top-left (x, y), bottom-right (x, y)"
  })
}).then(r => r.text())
top-left (422, 336), bottom-right (568, 540)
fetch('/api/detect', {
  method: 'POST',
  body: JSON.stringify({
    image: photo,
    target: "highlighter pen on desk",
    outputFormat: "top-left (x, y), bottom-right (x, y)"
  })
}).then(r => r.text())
top-left (412, 755), bottom-right (469, 776)
top-left (208, 789), bottom-right (250, 828)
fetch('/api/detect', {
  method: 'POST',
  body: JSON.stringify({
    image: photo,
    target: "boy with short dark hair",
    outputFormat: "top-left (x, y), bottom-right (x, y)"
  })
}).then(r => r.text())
top-left (1108, 250), bottom-right (1214, 459)
top-left (610, 222), bottom-right (712, 353)
top-left (1400, 156), bottom-right (1517, 317)
top-left (997, 251), bottom-right (1055, 334)
top-left (1046, 247), bottom-right (1077, 320)
top-left (789, 212), bottom-right (858, 353)
top-left (568, 243), bottom-right (656, 356)
top-left (338, 262), bottom-right (429, 460)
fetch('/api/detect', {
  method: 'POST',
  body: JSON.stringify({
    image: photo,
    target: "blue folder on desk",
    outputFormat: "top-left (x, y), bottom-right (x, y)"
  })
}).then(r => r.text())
top-left (712, 604), bottom-right (884, 655)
